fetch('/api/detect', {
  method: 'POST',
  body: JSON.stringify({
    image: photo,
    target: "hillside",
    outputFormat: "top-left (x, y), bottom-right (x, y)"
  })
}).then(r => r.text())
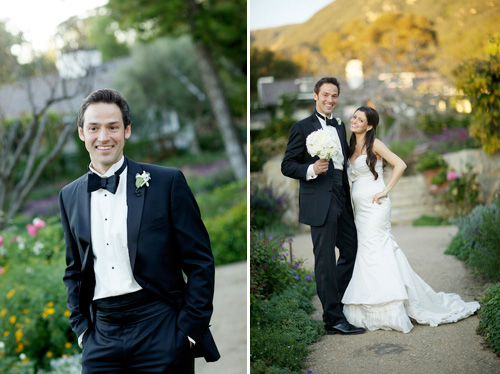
top-left (251, 0), bottom-right (500, 76)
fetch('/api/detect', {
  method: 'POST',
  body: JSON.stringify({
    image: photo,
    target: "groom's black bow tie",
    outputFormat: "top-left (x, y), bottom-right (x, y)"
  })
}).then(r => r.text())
top-left (315, 110), bottom-right (337, 127)
top-left (87, 159), bottom-right (127, 194)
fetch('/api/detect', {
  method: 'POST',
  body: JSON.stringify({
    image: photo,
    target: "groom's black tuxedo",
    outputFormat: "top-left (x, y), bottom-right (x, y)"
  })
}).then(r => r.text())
top-left (281, 113), bottom-right (353, 224)
top-left (59, 157), bottom-right (219, 363)
top-left (282, 112), bottom-right (357, 326)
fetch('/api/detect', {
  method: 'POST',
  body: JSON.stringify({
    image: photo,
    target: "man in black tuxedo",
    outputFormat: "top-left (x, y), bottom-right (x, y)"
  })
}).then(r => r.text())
top-left (281, 77), bottom-right (365, 335)
top-left (59, 89), bottom-right (219, 373)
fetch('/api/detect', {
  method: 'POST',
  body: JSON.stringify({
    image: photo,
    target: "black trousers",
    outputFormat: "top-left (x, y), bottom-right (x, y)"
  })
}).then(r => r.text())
top-left (310, 181), bottom-right (358, 326)
top-left (82, 290), bottom-right (195, 374)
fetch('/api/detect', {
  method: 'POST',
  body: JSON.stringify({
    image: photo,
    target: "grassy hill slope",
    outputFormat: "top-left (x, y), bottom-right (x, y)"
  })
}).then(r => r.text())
top-left (251, 0), bottom-right (500, 75)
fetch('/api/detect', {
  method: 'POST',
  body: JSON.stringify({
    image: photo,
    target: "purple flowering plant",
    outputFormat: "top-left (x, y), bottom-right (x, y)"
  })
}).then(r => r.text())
top-left (250, 230), bottom-right (315, 307)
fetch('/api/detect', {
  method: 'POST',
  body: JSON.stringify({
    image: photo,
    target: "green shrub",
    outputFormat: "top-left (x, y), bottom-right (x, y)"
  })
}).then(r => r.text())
top-left (251, 289), bottom-right (323, 373)
top-left (250, 185), bottom-right (288, 230)
top-left (441, 165), bottom-right (481, 218)
top-left (417, 112), bottom-right (471, 135)
top-left (388, 138), bottom-right (417, 164)
top-left (0, 219), bottom-right (78, 372)
top-left (415, 150), bottom-right (447, 172)
top-left (204, 201), bottom-right (247, 266)
top-left (445, 202), bottom-right (500, 281)
top-left (250, 232), bottom-right (294, 304)
top-left (445, 230), bottom-right (470, 261)
top-left (477, 283), bottom-right (500, 354)
top-left (250, 233), bottom-right (322, 373)
top-left (197, 180), bottom-right (246, 220)
top-left (465, 205), bottom-right (500, 281)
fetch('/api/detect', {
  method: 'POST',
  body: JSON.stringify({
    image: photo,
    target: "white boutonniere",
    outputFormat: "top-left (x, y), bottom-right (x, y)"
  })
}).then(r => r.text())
top-left (135, 171), bottom-right (151, 196)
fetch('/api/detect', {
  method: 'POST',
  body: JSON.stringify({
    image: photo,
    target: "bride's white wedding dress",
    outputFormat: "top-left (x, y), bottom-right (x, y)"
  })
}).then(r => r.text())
top-left (342, 155), bottom-right (480, 333)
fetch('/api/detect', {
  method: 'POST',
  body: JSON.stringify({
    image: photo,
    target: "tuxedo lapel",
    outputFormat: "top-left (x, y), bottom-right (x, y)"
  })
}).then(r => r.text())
top-left (125, 157), bottom-right (145, 269)
top-left (76, 176), bottom-right (92, 271)
top-left (311, 113), bottom-right (322, 132)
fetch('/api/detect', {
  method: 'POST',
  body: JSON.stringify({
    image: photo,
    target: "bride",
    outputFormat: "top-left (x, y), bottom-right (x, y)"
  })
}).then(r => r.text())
top-left (342, 106), bottom-right (480, 333)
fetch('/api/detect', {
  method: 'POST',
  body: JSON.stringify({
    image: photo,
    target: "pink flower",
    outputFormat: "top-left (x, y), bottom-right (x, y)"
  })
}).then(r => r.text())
top-left (0, 267), bottom-right (4, 275)
top-left (33, 218), bottom-right (46, 229)
top-left (0, 235), bottom-right (3, 246)
top-left (429, 184), bottom-right (439, 193)
top-left (447, 171), bottom-right (458, 181)
top-left (26, 224), bottom-right (38, 237)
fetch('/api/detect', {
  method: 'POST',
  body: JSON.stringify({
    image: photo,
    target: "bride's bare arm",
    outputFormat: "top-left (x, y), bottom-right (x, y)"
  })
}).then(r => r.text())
top-left (372, 138), bottom-right (407, 204)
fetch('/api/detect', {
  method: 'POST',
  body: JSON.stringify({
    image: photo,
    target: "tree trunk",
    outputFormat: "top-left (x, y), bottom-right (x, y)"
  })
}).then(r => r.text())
top-left (184, 0), bottom-right (246, 181)
top-left (192, 40), bottom-right (246, 180)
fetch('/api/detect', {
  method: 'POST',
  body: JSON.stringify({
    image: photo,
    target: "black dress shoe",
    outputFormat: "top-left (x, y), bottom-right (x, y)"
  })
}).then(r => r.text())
top-left (325, 321), bottom-right (366, 335)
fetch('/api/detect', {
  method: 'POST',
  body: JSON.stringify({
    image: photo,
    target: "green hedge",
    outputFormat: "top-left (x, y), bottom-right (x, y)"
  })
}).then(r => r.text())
top-left (445, 199), bottom-right (500, 281)
top-left (205, 201), bottom-right (247, 266)
top-left (250, 232), bottom-right (323, 373)
top-left (477, 283), bottom-right (500, 354)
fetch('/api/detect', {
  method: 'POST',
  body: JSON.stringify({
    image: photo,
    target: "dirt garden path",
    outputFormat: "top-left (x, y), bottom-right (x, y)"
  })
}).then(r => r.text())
top-left (196, 261), bottom-right (247, 374)
top-left (290, 225), bottom-right (500, 374)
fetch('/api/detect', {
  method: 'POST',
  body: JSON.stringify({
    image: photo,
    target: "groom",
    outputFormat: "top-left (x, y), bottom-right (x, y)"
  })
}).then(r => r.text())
top-left (59, 89), bottom-right (219, 373)
top-left (281, 77), bottom-right (365, 335)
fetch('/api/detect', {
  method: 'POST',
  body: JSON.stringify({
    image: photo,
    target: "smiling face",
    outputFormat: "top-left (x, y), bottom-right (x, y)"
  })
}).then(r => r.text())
top-left (78, 102), bottom-right (131, 174)
top-left (313, 83), bottom-right (338, 116)
top-left (350, 110), bottom-right (373, 135)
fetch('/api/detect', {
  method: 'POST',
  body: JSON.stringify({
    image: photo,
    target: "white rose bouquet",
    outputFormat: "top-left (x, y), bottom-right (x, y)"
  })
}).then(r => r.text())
top-left (306, 127), bottom-right (340, 159)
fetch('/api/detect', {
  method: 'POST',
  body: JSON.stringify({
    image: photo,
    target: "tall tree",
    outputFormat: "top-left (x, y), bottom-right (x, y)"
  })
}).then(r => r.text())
top-left (0, 55), bottom-right (95, 229)
top-left (114, 36), bottom-right (210, 155)
top-left (250, 47), bottom-right (301, 98)
top-left (107, 0), bottom-right (247, 180)
top-left (0, 20), bottom-right (23, 85)
top-left (455, 37), bottom-right (500, 154)
top-left (53, 12), bottom-right (129, 61)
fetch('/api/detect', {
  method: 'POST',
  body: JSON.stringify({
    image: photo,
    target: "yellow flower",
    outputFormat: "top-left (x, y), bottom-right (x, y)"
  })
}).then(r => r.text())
top-left (46, 351), bottom-right (53, 358)
top-left (23, 309), bottom-right (29, 314)
top-left (3, 331), bottom-right (9, 337)
top-left (6, 289), bottom-right (15, 299)
top-left (46, 308), bottom-right (55, 315)
top-left (9, 316), bottom-right (16, 324)
top-left (64, 342), bottom-right (72, 349)
top-left (25, 318), bottom-right (31, 323)
top-left (0, 309), bottom-right (6, 317)
top-left (15, 343), bottom-right (24, 353)
top-left (47, 302), bottom-right (54, 308)
top-left (42, 312), bottom-right (48, 318)
top-left (64, 310), bottom-right (71, 317)
top-left (15, 329), bottom-right (23, 342)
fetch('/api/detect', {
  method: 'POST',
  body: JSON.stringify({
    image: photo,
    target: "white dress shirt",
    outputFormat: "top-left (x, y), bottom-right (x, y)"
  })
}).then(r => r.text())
top-left (89, 156), bottom-right (142, 300)
top-left (306, 113), bottom-right (344, 181)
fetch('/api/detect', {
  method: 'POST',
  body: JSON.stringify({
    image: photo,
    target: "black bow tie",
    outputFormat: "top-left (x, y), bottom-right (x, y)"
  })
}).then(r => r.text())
top-left (87, 159), bottom-right (127, 194)
top-left (315, 110), bottom-right (337, 127)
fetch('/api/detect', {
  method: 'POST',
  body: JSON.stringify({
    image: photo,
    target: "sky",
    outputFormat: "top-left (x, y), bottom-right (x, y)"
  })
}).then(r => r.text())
top-left (1, 0), bottom-right (108, 52)
top-left (250, 0), bottom-right (335, 30)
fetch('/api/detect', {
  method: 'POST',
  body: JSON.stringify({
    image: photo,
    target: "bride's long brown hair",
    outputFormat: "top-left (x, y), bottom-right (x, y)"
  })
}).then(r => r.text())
top-left (348, 106), bottom-right (385, 180)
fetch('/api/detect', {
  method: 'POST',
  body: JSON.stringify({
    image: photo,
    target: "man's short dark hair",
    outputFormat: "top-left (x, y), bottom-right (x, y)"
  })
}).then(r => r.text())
top-left (314, 77), bottom-right (340, 95)
top-left (77, 89), bottom-right (131, 128)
